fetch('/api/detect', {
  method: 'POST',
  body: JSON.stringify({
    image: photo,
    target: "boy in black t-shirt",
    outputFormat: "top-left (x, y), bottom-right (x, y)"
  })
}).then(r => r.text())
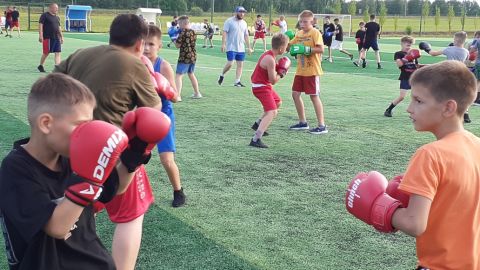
top-left (360, 14), bottom-right (382, 69)
top-left (322, 16), bottom-right (336, 63)
top-left (384, 36), bottom-right (421, 117)
top-left (0, 73), bottom-right (141, 270)
top-left (353, 21), bottom-right (366, 67)
top-left (331, 18), bottom-right (353, 61)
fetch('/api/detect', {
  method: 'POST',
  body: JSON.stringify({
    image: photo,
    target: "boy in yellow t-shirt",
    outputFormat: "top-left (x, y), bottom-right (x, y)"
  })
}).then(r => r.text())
top-left (288, 10), bottom-right (327, 134)
top-left (346, 61), bottom-right (480, 269)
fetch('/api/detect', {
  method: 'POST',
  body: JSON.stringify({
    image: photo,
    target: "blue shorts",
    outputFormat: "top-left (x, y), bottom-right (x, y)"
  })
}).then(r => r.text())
top-left (400, 79), bottom-right (411, 90)
top-left (176, 63), bottom-right (195, 74)
top-left (226, 51), bottom-right (245, 61)
top-left (42, 38), bottom-right (62, 54)
top-left (157, 110), bottom-right (176, 153)
top-left (363, 40), bottom-right (379, 51)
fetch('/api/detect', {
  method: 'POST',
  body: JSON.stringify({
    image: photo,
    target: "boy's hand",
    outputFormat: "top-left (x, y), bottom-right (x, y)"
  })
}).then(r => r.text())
top-left (120, 107), bottom-right (171, 173)
top-left (386, 175), bottom-right (410, 207)
top-left (221, 44), bottom-right (226, 53)
top-left (66, 121), bottom-right (129, 207)
top-left (345, 171), bottom-right (402, 233)
top-left (290, 44), bottom-right (311, 56)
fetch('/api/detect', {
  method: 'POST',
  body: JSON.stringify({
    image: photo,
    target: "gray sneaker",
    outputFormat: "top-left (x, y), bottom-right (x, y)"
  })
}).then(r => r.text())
top-left (308, 125), bottom-right (328, 135)
top-left (289, 122), bottom-right (309, 130)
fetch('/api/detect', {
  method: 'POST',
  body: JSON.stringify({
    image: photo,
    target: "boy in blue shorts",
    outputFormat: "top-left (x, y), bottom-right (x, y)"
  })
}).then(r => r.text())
top-left (175, 15), bottom-right (202, 100)
top-left (144, 24), bottom-right (186, 207)
top-left (384, 36), bottom-right (421, 117)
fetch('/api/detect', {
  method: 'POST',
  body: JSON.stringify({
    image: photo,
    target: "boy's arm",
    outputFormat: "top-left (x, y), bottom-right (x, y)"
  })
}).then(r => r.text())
top-left (263, 56), bottom-right (281, 85)
top-left (174, 31), bottom-right (182, 48)
top-left (160, 59), bottom-right (179, 103)
top-left (244, 30), bottom-right (252, 54)
top-left (221, 31), bottom-right (227, 52)
top-left (44, 199), bottom-right (84, 239)
top-left (115, 163), bottom-right (135, 194)
top-left (392, 194), bottom-right (432, 237)
top-left (311, 43), bottom-right (324, 54)
top-left (428, 50), bottom-right (444, 56)
top-left (38, 23), bottom-right (43, 42)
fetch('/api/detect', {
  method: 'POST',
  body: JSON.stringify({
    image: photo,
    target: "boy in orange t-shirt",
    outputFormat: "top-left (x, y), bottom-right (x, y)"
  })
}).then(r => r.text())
top-left (346, 60), bottom-right (480, 269)
top-left (287, 10), bottom-right (327, 134)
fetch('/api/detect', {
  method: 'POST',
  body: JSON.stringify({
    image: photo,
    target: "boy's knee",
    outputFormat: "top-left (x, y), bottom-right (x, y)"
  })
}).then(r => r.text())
top-left (276, 101), bottom-right (282, 109)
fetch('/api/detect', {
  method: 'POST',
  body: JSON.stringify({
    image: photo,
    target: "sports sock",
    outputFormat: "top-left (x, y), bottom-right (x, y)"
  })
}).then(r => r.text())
top-left (386, 103), bottom-right (395, 111)
top-left (235, 79), bottom-right (241, 84)
top-left (252, 130), bottom-right (264, 142)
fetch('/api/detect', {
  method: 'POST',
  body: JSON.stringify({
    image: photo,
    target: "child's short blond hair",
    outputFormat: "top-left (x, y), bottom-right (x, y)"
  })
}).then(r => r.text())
top-left (454, 31), bottom-right (467, 45)
top-left (28, 73), bottom-right (95, 125)
top-left (299, 10), bottom-right (314, 19)
top-left (271, 33), bottom-right (289, 50)
top-left (401, 36), bottom-right (415, 44)
top-left (410, 60), bottom-right (477, 115)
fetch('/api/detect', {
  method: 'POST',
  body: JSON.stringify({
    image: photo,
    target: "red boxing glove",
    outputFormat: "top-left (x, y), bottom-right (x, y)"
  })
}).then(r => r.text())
top-left (276, 56), bottom-right (291, 78)
top-left (386, 175), bottom-right (410, 207)
top-left (120, 107), bottom-right (171, 172)
top-left (355, 37), bottom-right (361, 44)
top-left (153, 72), bottom-right (177, 100)
top-left (402, 49), bottom-right (421, 62)
top-left (66, 121), bottom-right (128, 206)
top-left (469, 51), bottom-right (477, 61)
top-left (345, 171), bottom-right (402, 233)
top-left (271, 20), bottom-right (280, 26)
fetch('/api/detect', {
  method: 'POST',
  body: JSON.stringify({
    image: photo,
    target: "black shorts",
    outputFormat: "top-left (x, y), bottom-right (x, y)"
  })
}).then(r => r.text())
top-left (323, 37), bottom-right (332, 47)
top-left (363, 39), bottom-right (379, 51)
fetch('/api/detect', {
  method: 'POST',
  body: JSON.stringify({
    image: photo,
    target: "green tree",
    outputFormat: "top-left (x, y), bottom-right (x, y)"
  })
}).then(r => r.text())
top-left (448, 4), bottom-right (454, 33)
top-left (394, 15), bottom-right (399, 32)
top-left (421, 0), bottom-right (430, 32)
top-left (379, 1), bottom-right (388, 27)
top-left (348, 0), bottom-right (357, 16)
top-left (333, 0), bottom-right (342, 14)
top-left (363, 6), bottom-right (370, 22)
top-left (434, 6), bottom-right (440, 32)
top-left (460, 4), bottom-right (466, 30)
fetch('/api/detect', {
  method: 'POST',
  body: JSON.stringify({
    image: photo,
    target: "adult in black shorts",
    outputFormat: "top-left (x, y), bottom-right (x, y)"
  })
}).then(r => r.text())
top-left (38, 3), bottom-right (63, 72)
top-left (322, 16), bottom-right (335, 63)
top-left (360, 14), bottom-right (382, 69)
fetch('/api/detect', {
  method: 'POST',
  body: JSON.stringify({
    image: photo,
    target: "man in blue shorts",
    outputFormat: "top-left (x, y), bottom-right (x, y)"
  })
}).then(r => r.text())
top-left (38, 3), bottom-right (63, 72)
top-left (218, 6), bottom-right (253, 87)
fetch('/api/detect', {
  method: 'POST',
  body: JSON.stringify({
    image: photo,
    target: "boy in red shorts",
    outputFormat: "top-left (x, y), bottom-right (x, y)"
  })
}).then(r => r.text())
top-left (250, 33), bottom-right (290, 148)
top-left (288, 10), bottom-right (328, 134)
top-left (252, 14), bottom-right (267, 52)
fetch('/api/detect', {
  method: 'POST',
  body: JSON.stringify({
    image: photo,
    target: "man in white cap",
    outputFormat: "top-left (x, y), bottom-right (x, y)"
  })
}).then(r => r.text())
top-left (218, 6), bottom-right (253, 87)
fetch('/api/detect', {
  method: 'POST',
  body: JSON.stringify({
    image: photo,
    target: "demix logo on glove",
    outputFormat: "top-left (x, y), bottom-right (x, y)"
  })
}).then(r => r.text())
top-left (93, 129), bottom-right (127, 181)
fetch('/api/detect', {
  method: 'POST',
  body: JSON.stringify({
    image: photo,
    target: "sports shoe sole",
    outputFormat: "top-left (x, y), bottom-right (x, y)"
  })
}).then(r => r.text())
top-left (309, 130), bottom-right (328, 135)
top-left (289, 126), bottom-right (310, 130)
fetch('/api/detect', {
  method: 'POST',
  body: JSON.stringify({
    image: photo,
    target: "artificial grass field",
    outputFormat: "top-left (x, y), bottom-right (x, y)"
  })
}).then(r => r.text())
top-left (0, 32), bottom-right (479, 269)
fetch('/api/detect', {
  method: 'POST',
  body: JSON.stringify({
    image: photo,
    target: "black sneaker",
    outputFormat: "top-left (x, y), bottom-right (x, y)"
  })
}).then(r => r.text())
top-left (289, 122), bottom-right (309, 130)
top-left (37, 65), bottom-right (46, 73)
top-left (249, 139), bottom-right (268, 148)
top-left (464, 113), bottom-right (472, 123)
top-left (361, 59), bottom-right (366, 68)
top-left (251, 121), bottom-right (269, 136)
top-left (349, 54), bottom-right (354, 61)
top-left (202, 45), bottom-right (206, 48)
top-left (384, 110), bottom-right (392, 117)
top-left (234, 81), bottom-right (246, 87)
top-left (377, 63), bottom-right (383, 69)
top-left (172, 188), bottom-right (186, 207)
top-left (218, 75), bottom-right (224, 85)
top-left (308, 125), bottom-right (328, 135)
top-left (353, 61), bottom-right (359, 67)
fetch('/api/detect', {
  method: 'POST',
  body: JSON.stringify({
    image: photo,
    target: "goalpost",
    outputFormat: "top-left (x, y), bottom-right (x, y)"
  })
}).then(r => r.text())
top-left (313, 14), bottom-right (352, 38)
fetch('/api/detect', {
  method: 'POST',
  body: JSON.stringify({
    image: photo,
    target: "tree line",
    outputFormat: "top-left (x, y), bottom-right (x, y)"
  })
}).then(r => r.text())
top-left (8, 0), bottom-right (480, 16)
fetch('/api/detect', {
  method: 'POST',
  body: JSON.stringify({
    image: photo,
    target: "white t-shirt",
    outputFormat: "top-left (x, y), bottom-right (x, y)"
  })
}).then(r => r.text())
top-left (279, 20), bottom-right (287, 33)
top-left (223, 16), bottom-right (248, 52)
top-left (443, 46), bottom-right (469, 62)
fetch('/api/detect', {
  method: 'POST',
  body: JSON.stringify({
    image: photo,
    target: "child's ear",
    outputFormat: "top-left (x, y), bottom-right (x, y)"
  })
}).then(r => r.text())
top-left (37, 113), bottom-right (53, 134)
top-left (443, 100), bottom-right (458, 117)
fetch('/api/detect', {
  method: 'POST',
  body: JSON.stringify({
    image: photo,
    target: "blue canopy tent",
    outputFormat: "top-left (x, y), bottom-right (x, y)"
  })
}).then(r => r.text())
top-left (65, 5), bottom-right (92, 32)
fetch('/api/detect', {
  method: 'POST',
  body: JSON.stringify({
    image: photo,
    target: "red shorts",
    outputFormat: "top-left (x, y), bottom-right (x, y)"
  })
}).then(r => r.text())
top-left (11, 21), bottom-right (19, 27)
top-left (254, 31), bottom-right (265, 39)
top-left (292, 75), bottom-right (321, 95)
top-left (252, 85), bottom-right (281, 112)
top-left (102, 165), bottom-right (154, 223)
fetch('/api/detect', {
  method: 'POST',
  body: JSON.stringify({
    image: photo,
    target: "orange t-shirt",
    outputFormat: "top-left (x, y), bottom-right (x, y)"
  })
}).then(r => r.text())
top-left (400, 131), bottom-right (480, 269)
top-left (290, 28), bottom-right (324, 76)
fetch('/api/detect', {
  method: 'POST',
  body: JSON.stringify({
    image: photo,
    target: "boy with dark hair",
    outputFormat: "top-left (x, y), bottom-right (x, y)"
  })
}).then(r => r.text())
top-left (331, 18), bottom-right (353, 61)
top-left (202, 18), bottom-right (214, 48)
top-left (0, 73), bottom-right (134, 270)
top-left (384, 36), bottom-right (421, 117)
top-left (346, 60), bottom-right (480, 269)
top-left (4, 6), bottom-right (12, 37)
top-left (54, 13), bottom-right (163, 270)
top-left (353, 21), bottom-right (366, 67)
top-left (252, 14), bottom-right (267, 52)
top-left (360, 14), bottom-right (382, 69)
top-left (288, 10), bottom-right (328, 134)
top-left (249, 33), bottom-right (290, 148)
top-left (469, 30), bottom-right (480, 106)
top-left (143, 24), bottom-right (186, 206)
top-left (175, 15), bottom-right (202, 99)
top-left (10, 6), bottom-right (20, 37)
top-left (322, 16), bottom-right (335, 63)
top-left (38, 3), bottom-right (63, 72)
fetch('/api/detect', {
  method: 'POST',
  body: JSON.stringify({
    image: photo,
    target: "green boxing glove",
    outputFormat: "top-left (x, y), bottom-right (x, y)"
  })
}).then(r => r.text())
top-left (290, 44), bottom-right (312, 56)
top-left (285, 30), bottom-right (295, 40)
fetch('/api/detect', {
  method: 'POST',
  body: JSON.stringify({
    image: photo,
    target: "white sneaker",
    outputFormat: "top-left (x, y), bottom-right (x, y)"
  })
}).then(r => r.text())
top-left (191, 93), bottom-right (202, 99)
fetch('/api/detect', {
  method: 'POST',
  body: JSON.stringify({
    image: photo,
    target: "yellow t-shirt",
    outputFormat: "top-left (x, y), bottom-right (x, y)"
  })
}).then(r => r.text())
top-left (400, 131), bottom-right (480, 270)
top-left (290, 28), bottom-right (324, 76)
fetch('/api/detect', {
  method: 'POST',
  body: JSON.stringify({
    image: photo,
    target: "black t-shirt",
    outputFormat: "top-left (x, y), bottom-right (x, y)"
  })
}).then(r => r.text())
top-left (323, 23), bottom-right (335, 40)
top-left (39, 12), bottom-right (60, 39)
top-left (0, 138), bottom-right (117, 270)
top-left (11, 10), bottom-right (19, 22)
top-left (394, 51), bottom-right (418, 80)
top-left (355, 29), bottom-right (366, 45)
top-left (334, 24), bottom-right (343, 41)
top-left (365, 21), bottom-right (380, 41)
